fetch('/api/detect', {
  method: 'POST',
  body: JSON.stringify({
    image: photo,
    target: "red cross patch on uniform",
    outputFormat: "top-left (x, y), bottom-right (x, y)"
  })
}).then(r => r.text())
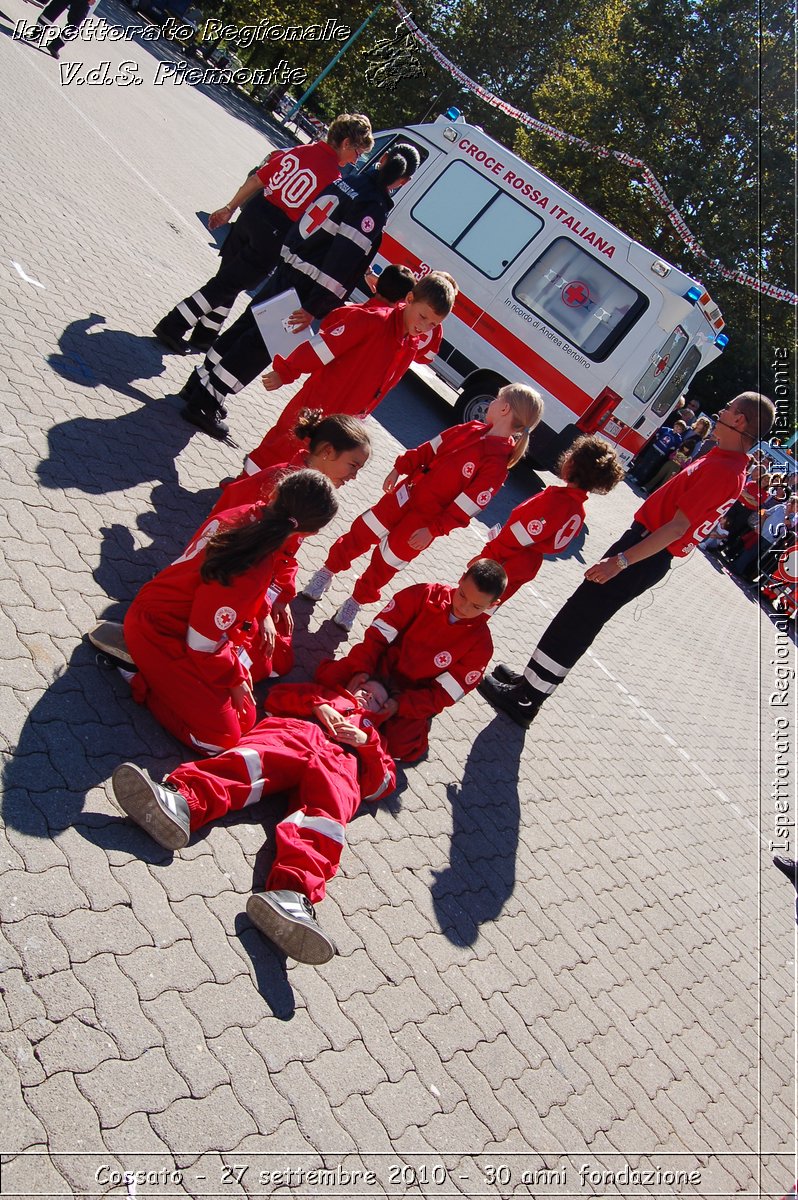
top-left (462, 461), bottom-right (475, 479)
top-left (477, 490), bottom-right (492, 507)
top-left (434, 651), bottom-right (452, 669)
top-left (465, 670), bottom-right (482, 686)
top-left (298, 195), bottom-right (338, 238)
top-left (214, 606), bottom-right (237, 631)
top-left (361, 215), bottom-right (375, 233)
top-left (526, 519), bottom-right (545, 537)
top-left (328, 326), bottom-right (345, 337)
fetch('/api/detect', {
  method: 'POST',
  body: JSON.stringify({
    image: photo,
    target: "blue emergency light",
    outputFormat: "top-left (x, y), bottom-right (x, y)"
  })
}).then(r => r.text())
top-left (715, 333), bottom-right (729, 349)
top-left (445, 107), bottom-right (462, 121)
top-left (685, 285), bottom-right (703, 303)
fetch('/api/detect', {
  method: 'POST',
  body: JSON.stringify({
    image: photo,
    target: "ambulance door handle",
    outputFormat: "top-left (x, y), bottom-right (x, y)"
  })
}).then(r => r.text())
top-left (633, 415), bottom-right (647, 430)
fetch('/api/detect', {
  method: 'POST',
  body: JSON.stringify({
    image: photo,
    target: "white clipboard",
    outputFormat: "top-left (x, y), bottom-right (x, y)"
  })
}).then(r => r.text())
top-left (251, 288), bottom-right (312, 359)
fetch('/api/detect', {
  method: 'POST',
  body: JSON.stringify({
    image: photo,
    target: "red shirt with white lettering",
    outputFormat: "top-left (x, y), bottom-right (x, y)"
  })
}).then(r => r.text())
top-left (482, 484), bottom-right (588, 602)
top-left (256, 142), bottom-right (341, 219)
top-left (635, 447), bottom-right (748, 556)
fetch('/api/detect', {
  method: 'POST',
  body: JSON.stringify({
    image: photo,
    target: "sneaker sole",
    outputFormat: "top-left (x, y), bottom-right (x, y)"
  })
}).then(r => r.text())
top-left (111, 763), bottom-right (189, 850)
top-left (88, 623), bottom-right (135, 667)
top-left (246, 893), bottom-right (336, 965)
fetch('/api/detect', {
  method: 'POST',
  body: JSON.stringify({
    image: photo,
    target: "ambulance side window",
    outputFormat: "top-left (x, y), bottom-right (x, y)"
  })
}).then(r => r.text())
top-left (411, 161), bottom-right (543, 279)
top-left (513, 238), bottom-right (647, 362)
top-left (634, 326), bottom-right (689, 404)
top-left (649, 346), bottom-right (702, 416)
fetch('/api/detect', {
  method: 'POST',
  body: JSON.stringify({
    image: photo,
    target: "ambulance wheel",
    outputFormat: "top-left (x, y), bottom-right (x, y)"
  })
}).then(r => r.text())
top-left (452, 381), bottom-right (501, 424)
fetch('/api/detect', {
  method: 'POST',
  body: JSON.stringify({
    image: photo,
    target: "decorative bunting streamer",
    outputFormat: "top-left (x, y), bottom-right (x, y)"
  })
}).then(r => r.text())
top-left (393, 1), bottom-right (797, 305)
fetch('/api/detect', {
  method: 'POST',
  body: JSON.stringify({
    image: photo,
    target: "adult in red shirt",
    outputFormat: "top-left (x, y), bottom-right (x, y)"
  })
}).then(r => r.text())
top-left (153, 114), bottom-right (373, 355)
top-left (110, 676), bottom-right (395, 964)
top-left (478, 392), bottom-right (775, 728)
top-left (315, 560), bottom-right (507, 762)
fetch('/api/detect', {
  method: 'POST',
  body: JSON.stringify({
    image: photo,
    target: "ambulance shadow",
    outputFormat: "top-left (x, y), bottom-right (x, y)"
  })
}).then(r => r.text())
top-left (430, 720), bottom-right (525, 946)
top-left (93, 481), bottom-right (219, 609)
top-left (1, 642), bottom-right (183, 842)
top-left (47, 313), bottom-right (171, 405)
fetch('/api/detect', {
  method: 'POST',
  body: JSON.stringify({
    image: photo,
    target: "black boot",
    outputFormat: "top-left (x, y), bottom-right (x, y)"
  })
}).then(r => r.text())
top-left (492, 662), bottom-right (524, 686)
top-left (187, 327), bottom-right (217, 353)
top-left (773, 856), bottom-right (798, 890)
top-left (153, 316), bottom-right (189, 354)
top-left (477, 673), bottom-right (541, 728)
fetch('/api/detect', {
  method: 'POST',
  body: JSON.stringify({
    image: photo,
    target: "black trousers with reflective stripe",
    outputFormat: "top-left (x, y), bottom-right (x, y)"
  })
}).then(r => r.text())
top-left (161, 199), bottom-right (291, 340)
top-left (524, 523), bottom-right (673, 702)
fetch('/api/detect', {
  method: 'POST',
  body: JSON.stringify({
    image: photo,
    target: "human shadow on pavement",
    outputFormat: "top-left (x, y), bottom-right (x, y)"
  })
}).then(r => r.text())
top-left (431, 719), bottom-right (525, 946)
top-left (234, 912), bottom-right (297, 1019)
top-left (46, 313), bottom-right (172, 406)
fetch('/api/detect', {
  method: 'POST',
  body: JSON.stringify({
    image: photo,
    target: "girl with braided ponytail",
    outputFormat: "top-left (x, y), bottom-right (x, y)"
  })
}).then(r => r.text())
top-left (91, 470), bottom-right (337, 753)
top-left (470, 435), bottom-right (624, 607)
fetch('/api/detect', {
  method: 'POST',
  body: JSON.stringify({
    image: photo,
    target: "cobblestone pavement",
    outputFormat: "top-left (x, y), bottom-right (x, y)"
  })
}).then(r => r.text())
top-left (0, 7), bottom-right (795, 1197)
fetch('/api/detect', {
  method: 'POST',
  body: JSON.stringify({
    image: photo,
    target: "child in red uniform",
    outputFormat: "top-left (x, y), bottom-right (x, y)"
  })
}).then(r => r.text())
top-left (473, 435), bottom-right (624, 606)
top-left (242, 271), bottom-right (456, 473)
top-left (90, 471), bottom-right (338, 754)
top-left (303, 383), bottom-right (543, 630)
top-left (478, 391), bottom-right (776, 727)
top-left (109, 676), bottom-right (395, 964)
top-left (315, 559), bottom-right (507, 761)
top-left (207, 412), bottom-right (371, 679)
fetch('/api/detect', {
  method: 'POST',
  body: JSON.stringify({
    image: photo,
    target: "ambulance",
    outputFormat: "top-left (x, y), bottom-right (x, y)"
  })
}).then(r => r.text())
top-left (353, 110), bottom-right (727, 469)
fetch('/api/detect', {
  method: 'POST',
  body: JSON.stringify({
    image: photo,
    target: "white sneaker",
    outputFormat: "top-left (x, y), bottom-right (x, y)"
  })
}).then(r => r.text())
top-left (333, 597), bottom-right (361, 631)
top-left (302, 567), bottom-right (333, 601)
top-left (88, 620), bottom-right (134, 666)
top-left (246, 890), bottom-right (336, 964)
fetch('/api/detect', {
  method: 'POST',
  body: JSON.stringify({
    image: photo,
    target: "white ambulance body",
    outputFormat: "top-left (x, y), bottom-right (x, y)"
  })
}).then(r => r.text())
top-left (356, 112), bottom-right (726, 469)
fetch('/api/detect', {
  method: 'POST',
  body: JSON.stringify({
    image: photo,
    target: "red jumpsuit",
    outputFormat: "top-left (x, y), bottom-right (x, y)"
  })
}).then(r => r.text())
top-left (165, 682), bottom-right (395, 903)
top-left (207, 457), bottom-right (308, 679)
top-left (245, 302), bottom-right (422, 472)
top-left (317, 581), bottom-right (494, 761)
top-left (124, 502), bottom-right (278, 753)
top-left (480, 483), bottom-right (588, 604)
top-left (325, 422), bottom-right (514, 604)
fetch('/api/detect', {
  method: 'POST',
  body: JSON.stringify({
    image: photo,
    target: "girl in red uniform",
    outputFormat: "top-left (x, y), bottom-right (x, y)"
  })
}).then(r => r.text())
top-left (242, 271), bottom-right (456, 473)
top-left (473, 435), bottom-right (624, 606)
top-left (93, 470), bottom-right (338, 754)
top-left (207, 411), bottom-right (371, 679)
top-left (303, 383), bottom-right (544, 629)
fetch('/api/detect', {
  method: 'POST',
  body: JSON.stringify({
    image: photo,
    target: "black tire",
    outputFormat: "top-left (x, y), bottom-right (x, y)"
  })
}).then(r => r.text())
top-left (452, 381), bottom-right (501, 425)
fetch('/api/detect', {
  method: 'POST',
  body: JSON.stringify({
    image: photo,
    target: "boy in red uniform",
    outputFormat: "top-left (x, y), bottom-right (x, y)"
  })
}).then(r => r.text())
top-left (478, 391), bottom-right (776, 727)
top-left (473, 435), bottom-right (624, 607)
top-left (315, 559), bottom-right (507, 762)
top-left (153, 114), bottom-right (374, 354)
top-left (243, 271), bottom-right (456, 473)
top-left (110, 677), bottom-right (395, 965)
top-left (303, 384), bottom-right (542, 630)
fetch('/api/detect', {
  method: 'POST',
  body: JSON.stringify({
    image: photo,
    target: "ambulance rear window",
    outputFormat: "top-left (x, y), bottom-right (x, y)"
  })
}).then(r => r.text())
top-left (411, 160), bottom-right (543, 279)
top-left (513, 239), bottom-right (647, 362)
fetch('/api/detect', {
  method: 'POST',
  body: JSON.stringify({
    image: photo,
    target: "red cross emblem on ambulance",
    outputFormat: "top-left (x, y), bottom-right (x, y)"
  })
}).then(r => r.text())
top-left (562, 280), bottom-right (590, 307)
top-left (654, 354), bottom-right (670, 375)
top-left (299, 195), bottom-right (338, 237)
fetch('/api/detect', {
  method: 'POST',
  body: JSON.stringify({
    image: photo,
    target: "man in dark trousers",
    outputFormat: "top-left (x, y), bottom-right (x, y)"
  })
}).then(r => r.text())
top-left (477, 391), bottom-right (775, 728)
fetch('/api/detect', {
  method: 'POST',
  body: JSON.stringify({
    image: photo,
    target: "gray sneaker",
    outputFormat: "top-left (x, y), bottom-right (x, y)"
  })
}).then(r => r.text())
top-left (246, 890), bottom-right (337, 964)
top-left (111, 763), bottom-right (191, 850)
top-left (301, 567), bottom-right (333, 601)
top-left (333, 597), bottom-right (361, 631)
top-left (88, 621), bottom-right (134, 666)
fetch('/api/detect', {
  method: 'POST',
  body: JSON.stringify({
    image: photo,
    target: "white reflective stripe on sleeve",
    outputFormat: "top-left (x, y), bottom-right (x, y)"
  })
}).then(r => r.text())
top-left (279, 809), bottom-right (345, 846)
top-left (454, 492), bottom-right (482, 517)
top-left (371, 616), bottom-right (398, 643)
top-left (338, 223), bottom-right (374, 254)
top-left (363, 508), bottom-right (389, 538)
top-left (186, 626), bottom-right (224, 653)
top-left (266, 585), bottom-right (281, 606)
top-left (437, 671), bottom-right (464, 701)
top-left (523, 667), bottom-right (557, 694)
top-left (243, 456), bottom-right (259, 476)
top-left (309, 334), bottom-right (335, 365)
top-left (531, 647), bottom-right (569, 677)
top-left (363, 769), bottom-right (392, 802)
top-left (378, 537), bottom-right (409, 571)
top-left (280, 252), bottom-right (347, 300)
top-left (176, 301), bottom-right (197, 323)
top-left (206, 346), bottom-right (222, 367)
top-left (231, 746), bottom-right (264, 806)
top-left (429, 434), bottom-right (443, 453)
top-left (236, 646), bottom-right (253, 671)
top-left (509, 520), bottom-right (534, 546)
